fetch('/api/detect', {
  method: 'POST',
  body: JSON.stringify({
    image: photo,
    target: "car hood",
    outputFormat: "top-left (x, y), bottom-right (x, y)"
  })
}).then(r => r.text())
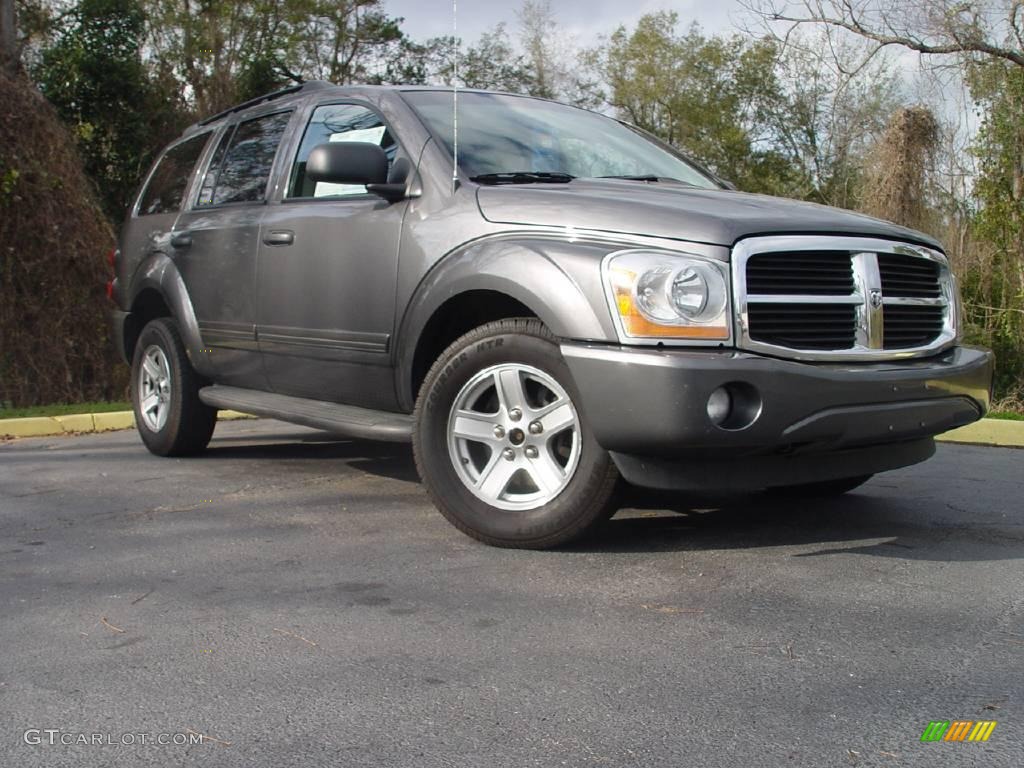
top-left (476, 180), bottom-right (942, 250)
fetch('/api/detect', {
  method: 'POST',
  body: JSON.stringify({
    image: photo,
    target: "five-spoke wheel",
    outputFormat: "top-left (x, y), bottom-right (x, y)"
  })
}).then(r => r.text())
top-left (448, 363), bottom-right (581, 510)
top-left (130, 317), bottom-right (217, 456)
top-left (138, 345), bottom-right (173, 433)
top-left (414, 319), bottom-right (618, 549)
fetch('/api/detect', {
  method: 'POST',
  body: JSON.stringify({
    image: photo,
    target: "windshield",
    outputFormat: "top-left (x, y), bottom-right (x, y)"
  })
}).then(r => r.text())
top-left (402, 91), bottom-right (720, 188)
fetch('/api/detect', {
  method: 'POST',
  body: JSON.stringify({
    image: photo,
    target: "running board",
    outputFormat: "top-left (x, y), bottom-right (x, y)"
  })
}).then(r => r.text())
top-left (198, 385), bottom-right (412, 442)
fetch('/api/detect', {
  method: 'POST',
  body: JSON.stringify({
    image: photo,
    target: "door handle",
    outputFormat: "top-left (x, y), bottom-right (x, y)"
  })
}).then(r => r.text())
top-left (170, 232), bottom-right (192, 248)
top-left (263, 230), bottom-right (295, 247)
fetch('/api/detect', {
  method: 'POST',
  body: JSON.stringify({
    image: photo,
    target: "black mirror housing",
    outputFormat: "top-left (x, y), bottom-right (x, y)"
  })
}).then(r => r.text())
top-left (306, 142), bottom-right (388, 186)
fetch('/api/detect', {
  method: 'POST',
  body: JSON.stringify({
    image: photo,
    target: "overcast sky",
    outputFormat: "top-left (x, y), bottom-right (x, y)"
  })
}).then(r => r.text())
top-left (382, 0), bottom-right (743, 45)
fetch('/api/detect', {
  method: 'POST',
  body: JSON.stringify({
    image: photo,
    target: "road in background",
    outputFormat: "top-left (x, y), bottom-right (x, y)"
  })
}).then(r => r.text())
top-left (1, 421), bottom-right (1021, 767)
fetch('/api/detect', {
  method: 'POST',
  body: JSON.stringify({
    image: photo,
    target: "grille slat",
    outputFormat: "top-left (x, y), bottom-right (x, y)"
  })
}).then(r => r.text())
top-left (745, 251), bottom-right (854, 296)
top-left (878, 254), bottom-right (942, 298)
top-left (883, 305), bottom-right (945, 349)
top-left (748, 304), bottom-right (857, 350)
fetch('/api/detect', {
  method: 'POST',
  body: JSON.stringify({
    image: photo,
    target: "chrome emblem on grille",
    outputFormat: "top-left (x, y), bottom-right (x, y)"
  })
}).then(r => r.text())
top-left (869, 289), bottom-right (883, 309)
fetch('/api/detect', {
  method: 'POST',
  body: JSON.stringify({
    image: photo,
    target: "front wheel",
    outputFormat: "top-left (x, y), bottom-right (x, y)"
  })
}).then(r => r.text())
top-left (131, 317), bottom-right (217, 456)
top-left (413, 319), bottom-right (618, 549)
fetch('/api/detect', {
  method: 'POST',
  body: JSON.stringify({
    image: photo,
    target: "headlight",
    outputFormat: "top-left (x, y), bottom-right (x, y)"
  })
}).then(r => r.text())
top-left (603, 250), bottom-right (731, 342)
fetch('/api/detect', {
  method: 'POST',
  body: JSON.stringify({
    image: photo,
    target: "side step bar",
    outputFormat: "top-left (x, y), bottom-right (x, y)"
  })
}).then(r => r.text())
top-left (198, 385), bottom-right (413, 443)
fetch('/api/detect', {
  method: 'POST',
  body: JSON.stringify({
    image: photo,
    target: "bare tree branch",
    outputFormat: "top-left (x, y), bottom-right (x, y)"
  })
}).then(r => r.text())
top-left (744, 0), bottom-right (1024, 68)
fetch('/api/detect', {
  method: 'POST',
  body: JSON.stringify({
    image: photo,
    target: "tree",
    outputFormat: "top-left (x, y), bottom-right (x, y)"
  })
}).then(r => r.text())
top-left (963, 58), bottom-right (1024, 397)
top-left (766, 29), bottom-right (901, 206)
top-left (1, 0), bottom-right (16, 73)
top-left (143, 0), bottom-right (411, 116)
top-left (34, 0), bottom-right (170, 220)
top-left (745, 0), bottom-right (1024, 69)
top-left (1, 60), bottom-right (125, 407)
top-left (441, 23), bottom-right (535, 92)
top-left (860, 105), bottom-right (940, 229)
top-left (591, 13), bottom-right (793, 192)
top-left (517, 0), bottom-right (599, 105)
top-left (518, 0), bottom-right (556, 98)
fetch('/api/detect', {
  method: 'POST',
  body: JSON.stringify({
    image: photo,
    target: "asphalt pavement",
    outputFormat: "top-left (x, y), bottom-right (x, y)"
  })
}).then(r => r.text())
top-left (1, 420), bottom-right (1021, 767)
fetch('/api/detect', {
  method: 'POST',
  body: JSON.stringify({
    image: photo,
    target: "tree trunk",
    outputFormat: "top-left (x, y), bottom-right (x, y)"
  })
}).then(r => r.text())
top-left (0, 0), bottom-right (16, 74)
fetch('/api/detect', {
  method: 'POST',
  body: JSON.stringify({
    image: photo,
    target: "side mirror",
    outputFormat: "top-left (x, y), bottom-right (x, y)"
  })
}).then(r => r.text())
top-left (306, 142), bottom-right (388, 186)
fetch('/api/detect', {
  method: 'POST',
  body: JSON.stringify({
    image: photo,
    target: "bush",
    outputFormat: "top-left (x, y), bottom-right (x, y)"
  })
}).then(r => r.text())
top-left (0, 69), bottom-right (126, 407)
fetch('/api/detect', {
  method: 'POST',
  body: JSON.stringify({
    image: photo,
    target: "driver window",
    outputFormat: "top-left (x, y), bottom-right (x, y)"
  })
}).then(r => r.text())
top-left (288, 104), bottom-right (397, 199)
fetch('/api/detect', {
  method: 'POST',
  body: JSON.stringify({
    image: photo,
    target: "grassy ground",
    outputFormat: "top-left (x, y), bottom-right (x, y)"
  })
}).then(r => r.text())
top-left (0, 401), bottom-right (131, 419)
top-left (989, 410), bottom-right (1024, 421)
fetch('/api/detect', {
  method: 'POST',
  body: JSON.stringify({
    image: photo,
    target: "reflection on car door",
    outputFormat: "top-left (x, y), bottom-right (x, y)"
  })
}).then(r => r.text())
top-left (171, 109), bottom-right (293, 388)
top-left (256, 102), bottom-right (408, 409)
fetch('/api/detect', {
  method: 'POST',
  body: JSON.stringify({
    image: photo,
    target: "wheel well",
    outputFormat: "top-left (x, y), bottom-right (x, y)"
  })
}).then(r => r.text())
top-left (124, 289), bottom-right (172, 360)
top-left (411, 291), bottom-right (537, 399)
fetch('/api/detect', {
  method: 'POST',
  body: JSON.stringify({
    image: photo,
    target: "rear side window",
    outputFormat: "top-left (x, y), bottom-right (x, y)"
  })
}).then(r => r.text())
top-left (197, 111), bottom-right (292, 206)
top-left (137, 133), bottom-right (210, 216)
top-left (288, 104), bottom-right (398, 199)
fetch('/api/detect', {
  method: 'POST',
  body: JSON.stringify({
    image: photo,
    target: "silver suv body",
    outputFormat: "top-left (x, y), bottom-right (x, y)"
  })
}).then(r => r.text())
top-left (111, 83), bottom-right (993, 548)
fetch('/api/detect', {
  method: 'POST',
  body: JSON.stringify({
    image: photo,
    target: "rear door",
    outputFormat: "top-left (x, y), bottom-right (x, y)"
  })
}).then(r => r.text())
top-left (171, 109), bottom-right (295, 387)
top-left (255, 101), bottom-right (409, 408)
top-left (122, 130), bottom-right (212, 300)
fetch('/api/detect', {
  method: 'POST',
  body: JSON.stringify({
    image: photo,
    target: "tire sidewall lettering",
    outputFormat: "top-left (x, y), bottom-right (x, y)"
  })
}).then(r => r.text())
top-left (427, 338), bottom-right (505, 410)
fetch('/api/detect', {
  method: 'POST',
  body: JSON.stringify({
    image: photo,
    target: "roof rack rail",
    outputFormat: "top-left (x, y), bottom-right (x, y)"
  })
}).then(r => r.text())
top-left (194, 80), bottom-right (334, 128)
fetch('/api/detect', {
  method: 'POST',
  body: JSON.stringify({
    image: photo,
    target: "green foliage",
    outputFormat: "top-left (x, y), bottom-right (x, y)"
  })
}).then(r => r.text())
top-left (592, 14), bottom-right (795, 193)
top-left (33, 0), bottom-right (177, 220)
top-left (143, 0), bottom-right (411, 115)
top-left (965, 59), bottom-right (1024, 398)
top-left (0, 67), bottom-right (125, 407)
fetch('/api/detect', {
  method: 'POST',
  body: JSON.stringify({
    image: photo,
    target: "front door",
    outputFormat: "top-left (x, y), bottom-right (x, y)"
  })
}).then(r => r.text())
top-left (256, 102), bottom-right (408, 409)
top-left (172, 109), bottom-right (294, 388)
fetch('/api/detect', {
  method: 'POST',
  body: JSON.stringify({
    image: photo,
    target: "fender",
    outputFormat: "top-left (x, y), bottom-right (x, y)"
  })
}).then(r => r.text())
top-left (394, 236), bottom-right (620, 409)
top-left (128, 252), bottom-right (216, 378)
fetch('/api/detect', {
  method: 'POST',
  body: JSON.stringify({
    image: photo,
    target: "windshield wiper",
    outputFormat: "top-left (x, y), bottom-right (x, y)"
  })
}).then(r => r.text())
top-left (597, 175), bottom-right (694, 185)
top-left (470, 172), bottom-right (575, 185)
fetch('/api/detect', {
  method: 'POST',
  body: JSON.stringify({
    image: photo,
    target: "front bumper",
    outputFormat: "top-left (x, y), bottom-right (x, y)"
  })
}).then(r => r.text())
top-left (561, 343), bottom-right (993, 490)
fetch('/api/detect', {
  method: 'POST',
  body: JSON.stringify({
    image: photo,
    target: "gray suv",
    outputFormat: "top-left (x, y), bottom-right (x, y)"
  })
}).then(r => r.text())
top-left (111, 82), bottom-right (994, 548)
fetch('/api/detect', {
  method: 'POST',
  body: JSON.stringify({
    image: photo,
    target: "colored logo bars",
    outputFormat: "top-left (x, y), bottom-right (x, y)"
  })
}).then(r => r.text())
top-left (921, 720), bottom-right (997, 742)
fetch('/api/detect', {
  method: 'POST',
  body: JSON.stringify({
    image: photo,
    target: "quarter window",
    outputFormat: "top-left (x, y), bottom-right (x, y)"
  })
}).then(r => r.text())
top-left (197, 111), bottom-right (292, 206)
top-left (137, 133), bottom-right (210, 216)
top-left (288, 104), bottom-right (398, 199)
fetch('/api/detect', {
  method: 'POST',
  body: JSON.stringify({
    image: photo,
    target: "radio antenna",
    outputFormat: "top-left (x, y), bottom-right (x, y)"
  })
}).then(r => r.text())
top-left (452, 0), bottom-right (459, 194)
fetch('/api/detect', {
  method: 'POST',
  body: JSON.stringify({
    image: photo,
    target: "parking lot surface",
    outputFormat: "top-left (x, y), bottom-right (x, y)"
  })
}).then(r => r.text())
top-left (1, 420), bottom-right (1021, 767)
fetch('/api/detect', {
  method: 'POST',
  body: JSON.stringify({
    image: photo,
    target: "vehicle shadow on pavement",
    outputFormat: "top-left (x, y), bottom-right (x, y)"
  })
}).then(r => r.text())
top-left (202, 431), bottom-right (422, 484)
top-left (576, 487), bottom-right (1022, 562)
top-left (196, 431), bottom-right (1020, 562)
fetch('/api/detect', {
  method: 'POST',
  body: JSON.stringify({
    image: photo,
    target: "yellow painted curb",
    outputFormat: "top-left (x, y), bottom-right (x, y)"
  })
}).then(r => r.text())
top-left (55, 413), bottom-right (96, 433)
top-left (936, 418), bottom-right (1024, 448)
top-left (0, 409), bottom-right (256, 438)
top-left (92, 412), bottom-right (136, 432)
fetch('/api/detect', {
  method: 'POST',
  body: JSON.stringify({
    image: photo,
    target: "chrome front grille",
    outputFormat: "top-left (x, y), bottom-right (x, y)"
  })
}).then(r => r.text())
top-left (732, 236), bottom-right (957, 361)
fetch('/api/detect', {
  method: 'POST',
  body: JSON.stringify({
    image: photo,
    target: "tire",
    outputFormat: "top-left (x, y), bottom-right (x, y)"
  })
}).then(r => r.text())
top-left (413, 319), bottom-right (619, 549)
top-left (766, 474), bottom-right (873, 498)
top-left (131, 317), bottom-right (217, 456)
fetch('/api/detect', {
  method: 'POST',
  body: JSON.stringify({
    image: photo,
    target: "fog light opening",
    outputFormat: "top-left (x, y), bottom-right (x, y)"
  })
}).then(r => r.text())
top-left (706, 387), bottom-right (733, 426)
top-left (707, 382), bottom-right (762, 431)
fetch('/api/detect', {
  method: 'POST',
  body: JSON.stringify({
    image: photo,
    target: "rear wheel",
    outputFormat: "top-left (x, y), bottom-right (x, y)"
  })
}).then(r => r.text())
top-left (131, 317), bottom-right (216, 456)
top-left (413, 319), bottom-right (618, 549)
top-left (767, 474), bottom-right (873, 498)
